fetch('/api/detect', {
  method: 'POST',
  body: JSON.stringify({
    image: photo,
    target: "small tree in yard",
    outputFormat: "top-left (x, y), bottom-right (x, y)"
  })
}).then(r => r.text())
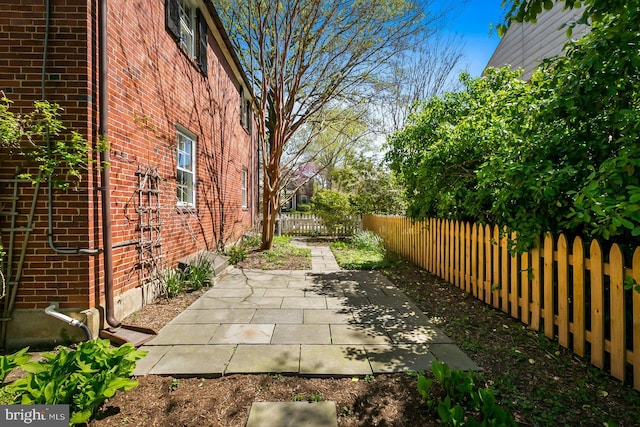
top-left (312, 189), bottom-right (356, 235)
top-left (215, 0), bottom-right (431, 250)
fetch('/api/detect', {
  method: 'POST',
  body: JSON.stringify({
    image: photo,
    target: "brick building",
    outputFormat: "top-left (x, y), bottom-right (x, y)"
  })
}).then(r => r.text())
top-left (0, 0), bottom-right (257, 348)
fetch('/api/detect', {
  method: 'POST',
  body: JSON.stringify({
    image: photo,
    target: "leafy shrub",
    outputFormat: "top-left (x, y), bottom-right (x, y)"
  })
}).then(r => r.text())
top-left (417, 361), bottom-right (516, 426)
top-left (183, 253), bottom-right (215, 291)
top-left (297, 203), bottom-right (311, 212)
top-left (226, 245), bottom-right (247, 265)
top-left (312, 189), bottom-right (356, 234)
top-left (350, 230), bottom-right (384, 252)
top-left (6, 340), bottom-right (146, 425)
top-left (160, 268), bottom-right (184, 298)
top-left (241, 233), bottom-right (262, 250)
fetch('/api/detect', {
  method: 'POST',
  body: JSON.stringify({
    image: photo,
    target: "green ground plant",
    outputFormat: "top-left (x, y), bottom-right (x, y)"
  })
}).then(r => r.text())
top-left (417, 361), bottom-right (516, 427)
top-left (160, 268), bottom-right (184, 298)
top-left (1, 340), bottom-right (145, 425)
top-left (182, 253), bottom-right (215, 290)
top-left (330, 231), bottom-right (398, 270)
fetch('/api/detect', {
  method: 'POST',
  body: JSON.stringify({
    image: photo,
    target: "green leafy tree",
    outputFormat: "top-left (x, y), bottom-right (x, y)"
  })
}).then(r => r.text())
top-left (312, 189), bottom-right (356, 234)
top-left (333, 157), bottom-right (406, 215)
top-left (215, 0), bottom-right (428, 249)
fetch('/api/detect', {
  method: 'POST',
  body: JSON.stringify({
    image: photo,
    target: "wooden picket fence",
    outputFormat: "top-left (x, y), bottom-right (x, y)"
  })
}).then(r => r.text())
top-left (277, 213), bottom-right (361, 236)
top-left (363, 215), bottom-right (640, 390)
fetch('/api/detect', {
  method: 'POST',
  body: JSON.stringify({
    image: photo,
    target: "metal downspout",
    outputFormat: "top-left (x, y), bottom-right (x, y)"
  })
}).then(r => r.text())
top-left (99, 0), bottom-right (120, 328)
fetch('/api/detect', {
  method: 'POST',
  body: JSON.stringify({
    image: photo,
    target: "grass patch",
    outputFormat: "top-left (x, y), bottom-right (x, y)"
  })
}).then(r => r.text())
top-left (239, 236), bottom-right (311, 270)
top-left (330, 231), bottom-right (399, 270)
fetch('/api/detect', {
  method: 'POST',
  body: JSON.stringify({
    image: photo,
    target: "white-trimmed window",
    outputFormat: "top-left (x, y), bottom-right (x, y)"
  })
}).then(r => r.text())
top-left (178, 0), bottom-right (195, 57)
top-left (176, 128), bottom-right (196, 207)
top-left (166, 0), bottom-right (208, 75)
top-left (241, 168), bottom-right (248, 209)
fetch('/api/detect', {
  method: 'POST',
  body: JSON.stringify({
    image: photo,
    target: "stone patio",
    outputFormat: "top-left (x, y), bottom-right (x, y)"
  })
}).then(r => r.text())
top-left (134, 242), bottom-right (479, 377)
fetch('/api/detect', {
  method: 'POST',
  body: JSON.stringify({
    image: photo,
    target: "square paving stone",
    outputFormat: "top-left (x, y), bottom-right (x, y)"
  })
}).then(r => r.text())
top-left (210, 324), bottom-right (275, 344)
top-left (147, 324), bottom-right (220, 345)
top-left (248, 279), bottom-right (290, 289)
top-left (246, 402), bottom-right (337, 427)
top-left (281, 297), bottom-right (327, 309)
top-left (304, 309), bottom-right (353, 324)
top-left (251, 309), bottom-right (303, 324)
top-left (300, 345), bottom-right (372, 376)
top-left (235, 296), bottom-right (283, 309)
top-left (204, 288), bottom-right (264, 298)
top-left (195, 308), bottom-right (256, 323)
top-left (188, 297), bottom-right (245, 310)
top-left (364, 344), bottom-right (435, 373)
top-left (272, 325), bottom-right (331, 344)
top-left (287, 280), bottom-right (314, 289)
top-left (330, 324), bottom-right (391, 345)
top-left (168, 310), bottom-right (202, 324)
top-left (325, 296), bottom-right (369, 309)
top-left (226, 345), bottom-right (300, 374)
top-left (148, 345), bottom-right (236, 376)
top-left (264, 288), bottom-right (305, 297)
top-left (386, 324), bottom-right (453, 344)
top-left (133, 345), bottom-right (171, 376)
top-left (429, 343), bottom-right (481, 371)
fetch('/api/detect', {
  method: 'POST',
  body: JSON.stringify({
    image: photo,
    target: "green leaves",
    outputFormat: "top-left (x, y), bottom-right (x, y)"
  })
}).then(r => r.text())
top-left (418, 361), bottom-right (516, 426)
top-left (0, 97), bottom-right (94, 189)
top-left (4, 339), bottom-right (146, 425)
top-left (0, 348), bottom-right (31, 383)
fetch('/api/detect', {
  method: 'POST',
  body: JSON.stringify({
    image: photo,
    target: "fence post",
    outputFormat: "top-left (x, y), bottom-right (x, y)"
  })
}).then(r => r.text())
top-left (543, 232), bottom-right (555, 339)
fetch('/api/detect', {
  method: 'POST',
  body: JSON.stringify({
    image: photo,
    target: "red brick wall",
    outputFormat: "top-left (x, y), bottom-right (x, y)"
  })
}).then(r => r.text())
top-left (0, 0), bottom-right (94, 312)
top-left (105, 0), bottom-right (256, 299)
top-left (0, 0), bottom-right (256, 321)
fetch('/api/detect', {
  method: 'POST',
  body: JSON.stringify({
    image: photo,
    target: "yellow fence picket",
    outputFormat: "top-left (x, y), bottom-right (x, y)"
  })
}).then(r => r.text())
top-left (485, 225), bottom-right (493, 305)
top-left (531, 238), bottom-right (541, 330)
top-left (557, 234), bottom-right (569, 348)
top-left (510, 232), bottom-right (519, 318)
top-left (477, 225), bottom-right (485, 300)
top-left (501, 230), bottom-right (509, 312)
top-left (520, 250), bottom-right (529, 324)
top-left (465, 223), bottom-right (472, 293)
top-left (469, 224), bottom-right (482, 297)
top-left (572, 237), bottom-right (585, 357)
top-left (633, 248), bottom-right (640, 390)
top-left (492, 226), bottom-right (500, 309)
top-left (609, 244), bottom-right (625, 381)
top-left (590, 239), bottom-right (604, 369)
top-left (543, 233), bottom-right (555, 339)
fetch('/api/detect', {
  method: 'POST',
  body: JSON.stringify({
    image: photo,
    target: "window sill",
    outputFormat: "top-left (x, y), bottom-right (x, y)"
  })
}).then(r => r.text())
top-left (176, 205), bottom-right (197, 214)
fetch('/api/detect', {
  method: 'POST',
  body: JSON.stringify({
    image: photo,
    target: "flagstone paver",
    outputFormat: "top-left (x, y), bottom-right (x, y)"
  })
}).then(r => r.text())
top-left (246, 401), bottom-right (338, 427)
top-left (136, 239), bottom-right (480, 378)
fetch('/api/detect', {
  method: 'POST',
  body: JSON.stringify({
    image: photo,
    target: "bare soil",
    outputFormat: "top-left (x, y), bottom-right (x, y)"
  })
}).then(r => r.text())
top-left (90, 245), bottom-right (640, 427)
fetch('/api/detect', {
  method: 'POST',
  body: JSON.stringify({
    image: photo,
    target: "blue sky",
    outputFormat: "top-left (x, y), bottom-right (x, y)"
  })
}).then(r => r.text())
top-left (433, 0), bottom-right (506, 77)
